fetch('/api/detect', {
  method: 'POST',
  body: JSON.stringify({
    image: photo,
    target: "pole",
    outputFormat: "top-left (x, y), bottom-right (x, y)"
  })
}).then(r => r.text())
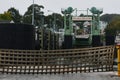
top-left (75, 8), bottom-right (77, 16)
top-left (32, 0), bottom-right (34, 25)
top-left (53, 13), bottom-right (56, 49)
top-left (53, 13), bottom-right (56, 31)
top-left (116, 44), bottom-right (120, 77)
top-left (47, 10), bottom-right (56, 49)
top-left (87, 8), bottom-right (89, 16)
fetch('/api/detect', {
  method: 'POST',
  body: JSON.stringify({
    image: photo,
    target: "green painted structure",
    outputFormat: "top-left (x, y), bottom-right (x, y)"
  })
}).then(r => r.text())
top-left (61, 7), bottom-right (74, 49)
top-left (61, 7), bottom-right (74, 36)
top-left (62, 7), bottom-right (103, 47)
top-left (90, 7), bottom-right (103, 36)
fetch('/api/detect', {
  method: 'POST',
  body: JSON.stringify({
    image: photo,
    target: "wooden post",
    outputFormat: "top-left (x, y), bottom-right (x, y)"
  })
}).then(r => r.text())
top-left (116, 44), bottom-right (120, 77)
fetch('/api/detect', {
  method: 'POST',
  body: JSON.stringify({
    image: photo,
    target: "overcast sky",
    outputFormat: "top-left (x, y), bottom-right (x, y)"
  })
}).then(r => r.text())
top-left (0, 0), bottom-right (120, 15)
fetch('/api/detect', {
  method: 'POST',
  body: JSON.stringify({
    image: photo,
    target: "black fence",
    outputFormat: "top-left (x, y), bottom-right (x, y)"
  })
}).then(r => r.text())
top-left (0, 23), bottom-right (35, 50)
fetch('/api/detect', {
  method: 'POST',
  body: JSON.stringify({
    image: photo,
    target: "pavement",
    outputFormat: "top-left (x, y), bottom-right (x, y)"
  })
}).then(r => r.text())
top-left (0, 71), bottom-right (119, 80)
top-left (0, 59), bottom-right (118, 80)
top-left (0, 60), bottom-right (119, 80)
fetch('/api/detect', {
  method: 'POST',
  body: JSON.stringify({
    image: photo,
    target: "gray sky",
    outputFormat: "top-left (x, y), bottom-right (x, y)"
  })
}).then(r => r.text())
top-left (0, 0), bottom-right (120, 15)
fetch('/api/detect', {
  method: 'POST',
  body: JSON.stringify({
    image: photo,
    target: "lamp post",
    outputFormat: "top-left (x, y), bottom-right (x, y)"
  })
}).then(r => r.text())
top-left (32, 0), bottom-right (34, 25)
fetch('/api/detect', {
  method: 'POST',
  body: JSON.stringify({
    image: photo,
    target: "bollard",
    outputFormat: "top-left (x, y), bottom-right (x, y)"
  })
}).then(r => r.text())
top-left (116, 44), bottom-right (120, 77)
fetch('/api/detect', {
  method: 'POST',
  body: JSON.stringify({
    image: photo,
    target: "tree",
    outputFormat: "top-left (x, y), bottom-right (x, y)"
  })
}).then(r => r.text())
top-left (8, 7), bottom-right (22, 23)
top-left (0, 11), bottom-right (12, 21)
top-left (23, 4), bottom-right (44, 26)
top-left (105, 16), bottom-right (120, 35)
top-left (44, 13), bottom-right (63, 30)
top-left (100, 14), bottom-right (120, 23)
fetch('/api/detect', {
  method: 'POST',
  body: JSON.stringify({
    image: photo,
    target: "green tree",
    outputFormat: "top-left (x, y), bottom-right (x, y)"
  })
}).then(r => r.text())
top-left (105, 16), bottom-right (120, 35)
top-left (23, 4), bottom-right (44, 26)
top-left (0, 11), bottom-right (12, 21)
top-left (100, 14), bottom-right (120, 23)
top-left (8, 7), bottom-right (22, 23)
top-left (44, 13), bottom-right (63, 30)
